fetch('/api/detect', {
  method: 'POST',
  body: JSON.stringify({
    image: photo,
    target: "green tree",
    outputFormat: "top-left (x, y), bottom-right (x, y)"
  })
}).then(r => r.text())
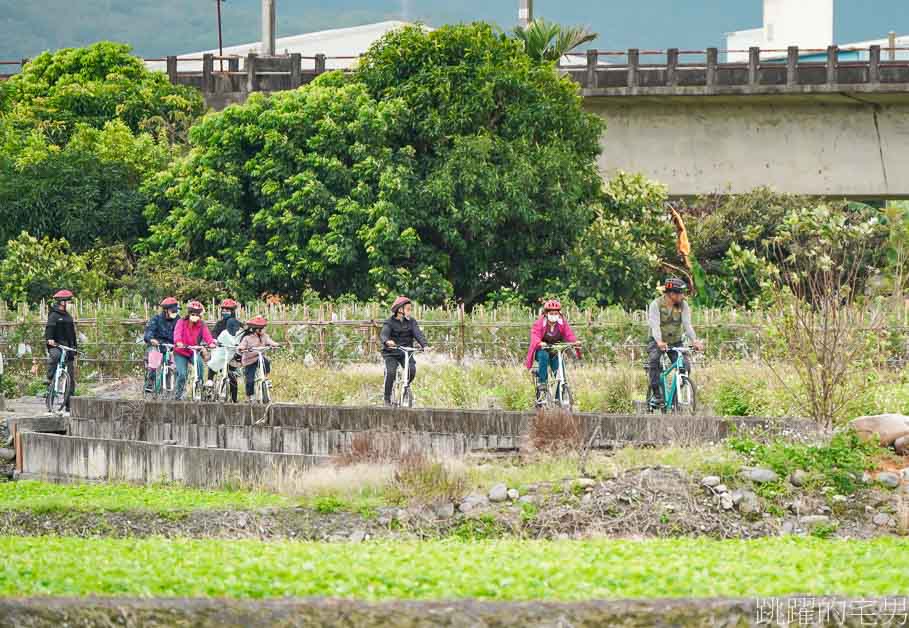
top-left (512, 19), bottom-right (597, 63)
top-left (144, 23), bottom-right (605, 306)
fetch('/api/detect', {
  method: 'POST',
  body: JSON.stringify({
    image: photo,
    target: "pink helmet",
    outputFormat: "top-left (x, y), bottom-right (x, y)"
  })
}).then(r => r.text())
top-left (543, 299), bottom-right (562, 312)
top-left (391, 296), bottom-right (411, 314)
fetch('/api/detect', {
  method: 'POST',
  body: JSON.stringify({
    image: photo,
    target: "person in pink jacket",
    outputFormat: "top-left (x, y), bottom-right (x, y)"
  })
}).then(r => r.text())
top-left (173, 300), bottom-right (216, 400)
top-left (525, 299), bottom-right (581, 406)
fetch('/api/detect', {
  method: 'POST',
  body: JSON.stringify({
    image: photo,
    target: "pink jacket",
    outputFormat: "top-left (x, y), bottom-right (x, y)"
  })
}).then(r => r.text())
top-left (173, 318), bottom-right (215, 358)
top-left (525, 316), bottom-right (579, 369)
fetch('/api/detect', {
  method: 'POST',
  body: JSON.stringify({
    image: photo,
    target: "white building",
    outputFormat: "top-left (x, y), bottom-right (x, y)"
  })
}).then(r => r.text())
top-left (726, 0), bottom-right (834, 62)
top-left (144, 21), bottom-right (415, 73)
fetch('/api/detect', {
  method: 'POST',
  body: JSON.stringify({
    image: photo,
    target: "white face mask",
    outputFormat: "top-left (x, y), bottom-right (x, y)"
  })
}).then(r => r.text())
top-left (189, 315), bottom-right (201, 323)
top-left (547, 313), bottom-right (560, 323)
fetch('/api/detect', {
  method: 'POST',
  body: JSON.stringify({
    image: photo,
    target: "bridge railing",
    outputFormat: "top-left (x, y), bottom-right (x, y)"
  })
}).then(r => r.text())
top-left (559, 45), bottom-right (909, 92)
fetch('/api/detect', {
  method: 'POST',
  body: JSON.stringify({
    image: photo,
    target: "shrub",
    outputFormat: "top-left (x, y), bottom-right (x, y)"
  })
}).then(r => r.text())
top-left (529, 409), bottom-right (586, 453)
top-left (390, 452), bottom-right (466, 505)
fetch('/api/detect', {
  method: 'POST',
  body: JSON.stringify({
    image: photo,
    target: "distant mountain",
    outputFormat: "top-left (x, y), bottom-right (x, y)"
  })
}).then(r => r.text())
top-left (0, 1), bottom-right (906, 62)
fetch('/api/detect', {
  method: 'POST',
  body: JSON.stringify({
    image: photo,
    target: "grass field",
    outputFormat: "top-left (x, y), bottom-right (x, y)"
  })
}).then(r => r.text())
top-left (2, 536), bottom-right (906, 599)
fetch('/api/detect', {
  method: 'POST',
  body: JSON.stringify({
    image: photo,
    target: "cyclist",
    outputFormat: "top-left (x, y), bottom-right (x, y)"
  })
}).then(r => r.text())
top-left (647, 278), bottom-right (705, 410)
top-left (207, 298), bottom-right (243, 401)
top-left (44, 289), bottom-right (78, 411)
top-left (173, 300), bottom-right (216, 400)
top-left (525, 299), bottom-right (581, 406)
top-left (142, 296), bottom-right (180, 393)
top-left (237, 315), bottom-right (279, 400)
top-left (380, 296), bottom-right (429, 407)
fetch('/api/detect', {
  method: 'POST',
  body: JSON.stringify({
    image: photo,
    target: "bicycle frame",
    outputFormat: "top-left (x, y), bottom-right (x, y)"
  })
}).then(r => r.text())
top-left (659, 346), bottom-right (694, 410)
top-left (534, 342), bottom-right (578, 410)
top-left (392, 346), bottom-right (422, 407)
top-left (248, 346), bottom-right (275, 404)
top-left (183, 345), bottom-right (207, 401)
top-left (47, 344), bottom-right (78, 413)
top-left (151, 343), bottom-right (175, 398)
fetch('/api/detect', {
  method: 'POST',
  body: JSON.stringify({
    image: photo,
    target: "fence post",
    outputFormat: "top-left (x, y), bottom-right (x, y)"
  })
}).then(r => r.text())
top-left (457, 304), bottom-right (466, 364)
top-left (315, 54), bottom-right (327, 75)
top-left (586, 49), bottom-right (598, 89)
top-left (826, 45), bottom-right (838, 86)
top-left (786, 46), bottom-right (799, 86)
top-left (706, 47), bottom-right (718, 87)
top-left (246, 53), bottom-right (258, 92)
top-left (202, 53), bottom-right (214, 93)
top-left (666, 48), bottom-right (679, 87)
top-left (166, 56), bottom-right (178, 84)
top-left (748, 47), bottom-right (760, 86)
top-left (627, 48), bottom-right (639, 89)
top-left (290, 52), bottom-right (302, 88)
top-left (869, 45), bottom-right (881, 84)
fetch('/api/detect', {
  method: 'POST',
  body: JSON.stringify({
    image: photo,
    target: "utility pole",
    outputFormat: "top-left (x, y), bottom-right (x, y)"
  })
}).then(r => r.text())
top-left (262, 0), bottom-right (276, 56)
top-left (889, 31), bottom-right (897, 61)
top-left (518, 0), bottom-right (533, 28)
top-left (216, 0), bottom-right (225, 71)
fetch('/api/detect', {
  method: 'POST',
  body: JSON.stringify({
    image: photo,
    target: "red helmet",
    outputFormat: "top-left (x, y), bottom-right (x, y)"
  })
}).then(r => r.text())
top-left (160, 296), bottom-right (179, 307)
top-left (543, 299), bottom-right (562, 312)
top-left (246, 315), bottom-right (268, 329)
top-left (187, 300), bottom-right (204, 314)
top-left (391, 296), bottom-right (411, 314)
top-left (220, 298), bottom-right (238, 309)
top-left (53, 289), bottom-right (74, 300)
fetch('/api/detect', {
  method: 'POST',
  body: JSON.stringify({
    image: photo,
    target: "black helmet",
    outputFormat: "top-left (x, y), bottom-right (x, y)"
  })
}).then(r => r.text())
top-left (664, 278), bottom-right (688, 294)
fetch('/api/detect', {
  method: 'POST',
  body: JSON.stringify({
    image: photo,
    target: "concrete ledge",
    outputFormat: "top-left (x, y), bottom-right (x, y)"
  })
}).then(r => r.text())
top-left (19, 433), bottom-right (328, 490)
top-left (0, 596), bottom-right (900, 628)
top-left (7, 415), bottom-right (66, 435)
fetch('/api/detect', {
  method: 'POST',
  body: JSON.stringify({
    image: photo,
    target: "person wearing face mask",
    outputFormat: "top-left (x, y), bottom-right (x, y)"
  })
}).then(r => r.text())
top-left (379, 296), bottom-right (429, 406)
top-left (237, 316), bottom-right (279, 400)
top-left (173, 301), bottom-right (216, 400)
top-left (206, 298), bottom-right (243, 401)
top-left (142, 297), bottom-right (180, 394)
top-left (525, 299), bottom-right (581, 406)
top-left (45, 289), bottom-right (78, 410)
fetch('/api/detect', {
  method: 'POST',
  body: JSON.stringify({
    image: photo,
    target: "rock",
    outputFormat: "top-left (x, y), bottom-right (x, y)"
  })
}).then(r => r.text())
top-left (432, 501), bottom-right (455, 519)
top-left (349, 530), bottom-right (367, 543)
top-left (877, 472), bottom-right (901, 489)
top-left (832, 494), bottom-right (848, 504)
top-left (575, 478), bottom-right (597, 489)
top-left (780, 520), bottom-right (795, 535)
top-left (737, 490), bottom-right (760, 515)
top-left (714, 484), bottom-right (728, 494)
top-left (701, 476), bottom-right (722, 488)
top-left (236, 515), bottom-right (248, 529)
top-left (862, 472), bottom-right (873, 484)
top-left (850, 414), bottom-right (909, 446)
top-left (745, 468), bottom-right (779, 484)
top-left (459, 494), bottom-right (489, 513)
top-left (488, 484), bottom-right (509, 503)
top-left (800, 515), bottom-right (830, 527)
top-left (730, 490), bottom-right (745, 506)
top-left (0, 448), bottom-right (15, 462)
top-left (895, 436), bottom-right (909, 456)
top-left (581, 493), bottom-right (592, 504)
top-left (518, 495), bottom-right (536, 505)
top-left (789, 470), bottom-right (808, 487)
top-left (376, 508), bottom-right (398, 526)
top-left (720, 493), bottom-right (734, 511)
top-left (507, 489), bottom-right (520, 501)
top-left (901, 468), bottom-right (909, 481)
top-left (787, 499), bottom-right (805, 515)
top-left (872, 512), bottom-right (892, 527)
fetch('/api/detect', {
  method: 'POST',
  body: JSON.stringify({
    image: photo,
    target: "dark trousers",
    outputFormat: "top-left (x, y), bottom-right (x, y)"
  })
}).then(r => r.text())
top-left (383, 353), bottom-right (416, 403)
top-left (647, 341), bottom-right (690, 405)
top-left (46, 348), bottom-right (75, 405)
top-left (245, 357), bottom-right (270, 398)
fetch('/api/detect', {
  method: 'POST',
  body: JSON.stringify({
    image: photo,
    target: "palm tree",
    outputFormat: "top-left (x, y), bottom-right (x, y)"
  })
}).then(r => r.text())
top-left (512, 19), bottom-right (598, 64)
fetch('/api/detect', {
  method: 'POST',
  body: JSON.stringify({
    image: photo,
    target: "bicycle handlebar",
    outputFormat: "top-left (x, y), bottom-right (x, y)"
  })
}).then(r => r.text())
top-left (395, 346), bottom-right (424, 353)
top-left (54, 345), bottom-right (79, 353)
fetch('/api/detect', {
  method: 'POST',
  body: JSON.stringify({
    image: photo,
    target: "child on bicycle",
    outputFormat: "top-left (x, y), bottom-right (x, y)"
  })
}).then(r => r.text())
top-left (143, 296), bottom-right (180, 394)
top-left (380, 296), bottom-right (429, 406)
top-left (45, 289), bottom-right (78, 411)
top-left (173, 300), bottom-right (216, 400)
top-left (525, 299), bottom-right (581, 406)
top-left (206, 298), bottom-right (243, 401)
top-left (647, 278), bottom-right (705, 410)
top-left (237, 316), bottom-right (279, 400)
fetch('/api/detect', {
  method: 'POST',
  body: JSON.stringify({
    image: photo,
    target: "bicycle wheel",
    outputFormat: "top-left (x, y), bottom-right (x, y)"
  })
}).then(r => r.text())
top-left (162, 367), bottom-right (176, 400)
top-left (260, 379), bottom-right (271, 404)
top-left (190, 379), bottom-right (203, 402)
top-left (674, 376), bottom-right (697, 415)
top-left (47, 369), bottom-right (70, 413)
top-left (391, 368), bottom-right (405, 407)
top-left (216, 376), bottom-right (229, 403)
top-left (402, 386), bottom-right (413, 408)
top-left (559, 383), bottom-right (573, 411)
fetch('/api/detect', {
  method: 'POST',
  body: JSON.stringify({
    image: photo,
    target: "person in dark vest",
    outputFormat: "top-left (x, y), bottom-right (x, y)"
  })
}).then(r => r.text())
top-left (379, 296), bottom-right (429, 406)
top-left (207, 298), bottom-right (243, 401)
top-left (647, 278), bottom-right (705, 410)
top-left (45, 289), bottom-right (78, 410)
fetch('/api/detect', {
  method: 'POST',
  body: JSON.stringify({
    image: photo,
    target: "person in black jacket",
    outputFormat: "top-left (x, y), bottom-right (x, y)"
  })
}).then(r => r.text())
top-left (45, 289), bottom-right (78, 408)
top-left (206, 298), bottom-right (243, 401)
top-left (143, 296), bottom-right (180, 393)
top-left (379, 296), bottom-right (429, 405)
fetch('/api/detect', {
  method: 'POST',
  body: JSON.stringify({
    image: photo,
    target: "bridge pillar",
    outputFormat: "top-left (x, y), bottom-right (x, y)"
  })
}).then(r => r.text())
top-left (290, 53), bottom-right (302, 88)
top-left (586, 50), bottom-right (599, 89)
top-left (826, 46), bottom-right (838, 85)
top-left (166, 56), bottom-right (177, 84)
top-left (706, 48), bottom-right (718, 88)
top-left (786, 46), bottom-right (799, 86)
top-left (666, 48), bottom-right (679, 87)
top-left (627, 49), bottom-right (639, 89)
top-left (748, 47), bottom-right (760, 86)
top-left (202, 54), bottom-right (214, 93)
top-left (870, 45), bottom-right (881, 84)
top-left (246, 53), bottom-right (258, 92)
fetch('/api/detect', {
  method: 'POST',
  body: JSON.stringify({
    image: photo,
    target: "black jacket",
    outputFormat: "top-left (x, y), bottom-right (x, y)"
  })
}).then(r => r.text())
top-left (143, 313), bottom-right (178, 345)
top-left (45, 304), bottom-right (77, 349)
top-left (213, 316), bottom-right (243, 338)
top-left (379, 315), bottom-right (428, 354)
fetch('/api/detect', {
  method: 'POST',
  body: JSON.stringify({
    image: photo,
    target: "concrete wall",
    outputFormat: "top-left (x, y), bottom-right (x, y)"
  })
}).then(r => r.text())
top-left (19, 433), bottom-right (327, 490)
top-left (586, 93), bottom-right (909, 198)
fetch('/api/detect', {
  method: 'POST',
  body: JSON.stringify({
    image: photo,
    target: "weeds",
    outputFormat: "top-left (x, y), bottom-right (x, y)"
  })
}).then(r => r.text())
top-left (529, 409), bottom-right (586, 453)
top-left (389, 452), bottom-right (467, 505)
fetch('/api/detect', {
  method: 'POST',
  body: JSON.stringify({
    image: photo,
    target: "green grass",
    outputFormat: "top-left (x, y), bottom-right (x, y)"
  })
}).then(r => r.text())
top-left (1, 536), bottom-right (906, 599)
top-left (0, 481), bottom-right (291, 513)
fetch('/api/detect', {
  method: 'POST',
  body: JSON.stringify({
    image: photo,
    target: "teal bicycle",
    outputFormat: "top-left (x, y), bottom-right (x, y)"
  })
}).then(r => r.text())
top-left (648, 346), bottom-right (697, 415)
top-left (145, 343), bottom-right (176, 400)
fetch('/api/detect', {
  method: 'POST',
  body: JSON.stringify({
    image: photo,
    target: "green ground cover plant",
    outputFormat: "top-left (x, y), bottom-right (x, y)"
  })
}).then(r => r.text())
top-left (1, 536), bottom-right (906, 599)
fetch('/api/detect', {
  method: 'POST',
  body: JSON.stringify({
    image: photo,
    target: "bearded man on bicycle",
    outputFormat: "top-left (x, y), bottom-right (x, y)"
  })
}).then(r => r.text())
top-left (380, 296), bottom-right (429, 406)
top-left (647, 278), bottom-right (705, 410)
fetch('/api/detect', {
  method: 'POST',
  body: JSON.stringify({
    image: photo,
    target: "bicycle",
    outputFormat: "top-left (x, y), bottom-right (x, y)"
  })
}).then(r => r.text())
top-left (648, 345), bottom-right (697, 415)
top-left (47, 344), bottom-right (79, 413)
top-left (531, 342), bottom-right (579, 411)
top-left (145, 343), bottom-right (176, 400)
top-left (245, 346), bottom-right (276, 404)
top-left (390, 346), bottom-right (422, 408)
top-left (182, 345), bottom-right (208, 402)
top-left (210, 340), bottom-right (241, 403)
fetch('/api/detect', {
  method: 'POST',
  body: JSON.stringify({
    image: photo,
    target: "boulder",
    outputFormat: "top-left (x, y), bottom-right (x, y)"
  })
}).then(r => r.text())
top-left (459, 494), bottom-right (489, 513)
top-left (432, 501), bottom-right (455, 519)
top-left (799, 515), bottom-right (830, 527)
top-left (575, 478), bottom-right (597, 489)
top-left (895, 436), bottom-right (909, 456)
top-left (789, 470), bottom-right (808, 487)
top-left (488, 484), bottom-right (509, 503)
top-left (0, 448), bottom-right (15, 462)
top-left (701, 476), bottom-right (722, 488)
top-left (506, 489), bottom-right (520, 501)
top-left (737, 491), bottom-right (761, 515)
top-left (714, 484), bottom-right (729, 494)
top-left (877, 472), bottom-right (901, 489)
top-left (745, 468), bottom-right (779, 484)
top-left (720, 493), bottom-right (734, 511)
top-left (850, 414), bottom-right (909, 446)
top-left (872, 512), bottom-right (892, 527)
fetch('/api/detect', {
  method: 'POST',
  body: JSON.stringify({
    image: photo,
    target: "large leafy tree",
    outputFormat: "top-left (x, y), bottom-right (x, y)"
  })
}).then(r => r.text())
top-left (144, 23), bottom-right (604, 305)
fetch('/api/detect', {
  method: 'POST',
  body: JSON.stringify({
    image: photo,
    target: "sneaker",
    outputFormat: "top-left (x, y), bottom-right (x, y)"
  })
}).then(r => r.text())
top-left (144, 385), bottom-right (155, 394)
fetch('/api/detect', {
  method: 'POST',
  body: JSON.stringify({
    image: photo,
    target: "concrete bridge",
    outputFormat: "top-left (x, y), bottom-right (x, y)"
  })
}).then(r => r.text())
top-left (5, 44), bottom-right (909, 198)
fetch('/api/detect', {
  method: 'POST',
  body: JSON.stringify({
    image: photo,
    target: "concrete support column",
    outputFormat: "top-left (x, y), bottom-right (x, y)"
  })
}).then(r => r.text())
top-left (627, 48), bottom-right (639, 89)
top-left (786, 46), bottom-right (799, 86)
top-left (586, 49), bottom-right (599, 89)
top-left (869, 45), bottom-right (881, 84)
top-left (246, 53), bottom-right (259, 92)
top-left (666, 48), bottom-right (679, 87)
top-left (826, 46), bottom-right (838, 85)
top-left (518, 0), bottom-right (533, 28)
top-left (748, 47), bottom-right (760, 85)
top-left (261, 0), bottom-right (276, 56)
top-left (289, 53), bottom-right (302, 88)
top-left (706, 48), bottom-right (718, 87)
top-left (315, 54), bottom-right (326, 75)
top-left (202, 53), bottom-right (214, 93)
top-left (166, 56), bottom-right (178, 84)
top-left (228, 56), bottom-right (240, 91)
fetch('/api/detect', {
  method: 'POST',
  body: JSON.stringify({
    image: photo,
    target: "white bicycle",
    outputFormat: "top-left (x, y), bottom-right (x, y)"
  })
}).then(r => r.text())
top-left (182, 345), bottom-right (208, 402)
top-left (390, 346), bottom-right (423, 408)
top-left (532, 342), bottom-right (580, 411)
top-left (245, 346), bottom-right (276, 404)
